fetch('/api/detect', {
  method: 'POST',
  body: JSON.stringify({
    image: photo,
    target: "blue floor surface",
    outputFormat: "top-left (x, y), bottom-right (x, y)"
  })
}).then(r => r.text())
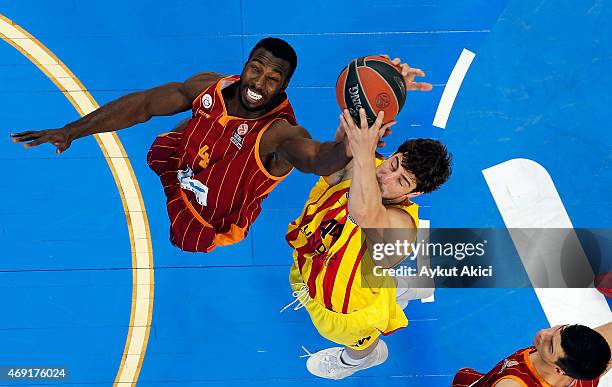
top-left (1, 0), bottom-right (610, 385)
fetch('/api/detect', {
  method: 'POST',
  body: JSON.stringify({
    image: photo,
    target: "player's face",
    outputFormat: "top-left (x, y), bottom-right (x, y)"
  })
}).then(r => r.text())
top-left (375, 153), bottom-right (417, 201)
top-left (240, 48), bottom-right (290, 111)
top-left (534, 325), bottom-right (567, 367)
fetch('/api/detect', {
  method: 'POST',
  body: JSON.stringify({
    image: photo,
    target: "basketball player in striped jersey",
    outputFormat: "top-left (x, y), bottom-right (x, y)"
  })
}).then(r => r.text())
top-left (11, 38), bottom-right (432, 252)
top-left (453, 323), bottom-right (612, 386)
top-left (284, 108), bottom-right (452, 379)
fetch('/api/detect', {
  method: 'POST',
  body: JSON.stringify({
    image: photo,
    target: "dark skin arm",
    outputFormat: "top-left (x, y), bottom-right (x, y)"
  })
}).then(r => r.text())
top-left (265, 120), bottom-right (351, 176)
top-left (10, 72), bottom-right (223, 154)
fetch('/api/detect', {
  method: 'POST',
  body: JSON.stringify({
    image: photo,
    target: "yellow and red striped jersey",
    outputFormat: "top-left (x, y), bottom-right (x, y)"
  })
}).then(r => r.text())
top-left (285, 167), bottom-right (419, 315)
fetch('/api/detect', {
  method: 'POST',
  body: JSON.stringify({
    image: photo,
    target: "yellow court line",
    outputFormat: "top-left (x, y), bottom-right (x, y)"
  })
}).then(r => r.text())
top-left (0, 14), bottom-right (154, 387)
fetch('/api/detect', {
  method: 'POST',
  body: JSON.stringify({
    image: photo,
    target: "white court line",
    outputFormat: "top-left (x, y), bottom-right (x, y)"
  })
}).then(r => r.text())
top-left (0, 14), bottom-right (154, 387)
top-left (418, 219), bottom-right (435, 303)
top-left (483, 158), bottom-right (611, 328)
top-left (433, 49), bottom-right (476, 129)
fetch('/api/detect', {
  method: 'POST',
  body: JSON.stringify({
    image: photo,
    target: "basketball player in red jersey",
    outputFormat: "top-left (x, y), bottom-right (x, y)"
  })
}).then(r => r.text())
top-left (10, 38), bottom-right (433, 252)
top-left (453, 323), bottom-right (612, 386)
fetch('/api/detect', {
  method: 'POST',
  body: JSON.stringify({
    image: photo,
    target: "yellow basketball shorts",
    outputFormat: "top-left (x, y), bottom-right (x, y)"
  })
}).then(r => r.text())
top-left (289, 263), bottom-right (408, 350)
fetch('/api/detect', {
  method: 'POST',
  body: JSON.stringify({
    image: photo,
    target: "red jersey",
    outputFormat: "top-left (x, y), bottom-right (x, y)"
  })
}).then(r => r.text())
top-left (453, 347), bottom-right (599, 387)
top-left (147, 75), bottom-right (297, 252)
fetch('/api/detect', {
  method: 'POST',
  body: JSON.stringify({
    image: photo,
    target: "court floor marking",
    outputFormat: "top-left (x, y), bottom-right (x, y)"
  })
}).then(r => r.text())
top-left (0, 14), bottom-right (154, 387)
top-left (433, 48), bottom-right (476, 129)
top-left (483, 158), bottom-right (612, 326)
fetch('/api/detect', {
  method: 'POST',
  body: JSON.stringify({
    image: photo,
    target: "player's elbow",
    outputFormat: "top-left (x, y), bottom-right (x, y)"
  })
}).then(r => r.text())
top-left (313, 163), bottom-right (343, 176)
top-left (349, 207), bottom-right (386, 228)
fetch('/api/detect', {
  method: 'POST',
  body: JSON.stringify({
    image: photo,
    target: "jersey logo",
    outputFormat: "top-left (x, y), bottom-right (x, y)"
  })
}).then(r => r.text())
top-left (231, 124), bottom-right (249, 149)
top-left (195, 108), bottom-right (211, 118)
top-left (350, 335), bottom-right (372, 348)
top-left (498, 359), bottom-right (519, 373)
top-left (198, 145), bottom-right (210, 169)
top-left (201, 93), bottom-right (213, 109)
top-left (237, 123), bottom-right (249, 135)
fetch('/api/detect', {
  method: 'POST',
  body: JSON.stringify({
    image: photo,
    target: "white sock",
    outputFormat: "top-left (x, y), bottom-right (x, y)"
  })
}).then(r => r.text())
top-left (340, 348), bottom-right (368, 366)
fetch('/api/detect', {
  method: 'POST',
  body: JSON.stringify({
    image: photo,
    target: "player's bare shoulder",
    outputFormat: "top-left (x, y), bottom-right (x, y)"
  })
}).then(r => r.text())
top-left (180, 72), bottom-right (225, 102)
top-left (262, 119), bottom-right (309, 149)
top-left (269, 119), bottom-right (311, 145)
top-left (492, 378), bottom-right (522, 387)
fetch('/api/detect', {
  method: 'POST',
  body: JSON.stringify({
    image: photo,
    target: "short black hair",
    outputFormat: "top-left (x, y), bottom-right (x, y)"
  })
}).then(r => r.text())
top-left (248, 38), bottom-right (298, 82)
top-left (557, 324), bottom-right (610, 380)
top-left (396, 139), bottom-right (452, 193)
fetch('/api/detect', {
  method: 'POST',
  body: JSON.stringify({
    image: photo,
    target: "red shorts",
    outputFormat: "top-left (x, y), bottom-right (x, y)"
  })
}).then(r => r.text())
top-left (147, 131), bottom-right (217, 253)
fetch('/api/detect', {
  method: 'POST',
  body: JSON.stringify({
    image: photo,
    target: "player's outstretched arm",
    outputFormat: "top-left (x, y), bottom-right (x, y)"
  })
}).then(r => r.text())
top-left (271, 120), bottom-right (352, 176)
top-left (10, 72), bottom-right (223, 154)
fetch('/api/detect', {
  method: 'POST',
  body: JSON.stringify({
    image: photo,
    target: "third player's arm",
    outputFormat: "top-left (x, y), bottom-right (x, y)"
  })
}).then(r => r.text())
top-left (272, 120), bottom-right (352, 176)
top-left (11, 72), bottom-right (223, 153)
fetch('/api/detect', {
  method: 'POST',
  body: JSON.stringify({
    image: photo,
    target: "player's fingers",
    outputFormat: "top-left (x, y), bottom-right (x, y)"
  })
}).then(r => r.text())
top-left (380, 121), bottom-right (397, 134)
top-left (23, 138), bottom-right (47, 148)
top-left (392, 57), bottom-right (401, 65)
top-left (12, 132), bottom-right (43, 143)
top-left (10, 131), bottom-right (34, 138)
top-left (358, 108), bottom-right (369, 130)
top-left (341, 110), bottom-right (355, 133)
top-left (373, 111), bottom-right (385, 131)
top-left (339, 113), bottom-right (349, 131)
top-left (400, 63), bottom-right (410, 77)
top-left (56, 142), bottom-right (70, 154)
top-left (408, 67), bottom-right (426, 78)
top-left (411, 82), bottom-right (433, 91)
top-left (343, 109), bottom-right (355, 126)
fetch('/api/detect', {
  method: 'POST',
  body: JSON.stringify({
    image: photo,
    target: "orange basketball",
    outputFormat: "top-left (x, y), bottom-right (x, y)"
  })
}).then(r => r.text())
top-left (336, 55), bottom-right (406, 126)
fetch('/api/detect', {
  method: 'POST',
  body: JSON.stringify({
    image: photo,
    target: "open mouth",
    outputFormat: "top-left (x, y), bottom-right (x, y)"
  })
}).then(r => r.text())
top-left (246, 88), bottom-right (263, 103)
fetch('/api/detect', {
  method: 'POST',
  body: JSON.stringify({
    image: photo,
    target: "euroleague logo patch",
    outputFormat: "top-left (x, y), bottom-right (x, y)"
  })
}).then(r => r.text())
top-left (201, 93), bottom-right (213, 109)
top-left (375, 92), bottom-right (391, 109)
top-left (498, 359), bottom-right (520, 373)
top-left (231, 123), bottom-right (249, 149)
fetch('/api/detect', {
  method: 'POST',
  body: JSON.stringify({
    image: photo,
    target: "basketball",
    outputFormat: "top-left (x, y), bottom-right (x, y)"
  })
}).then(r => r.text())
top-left (336, 55), bottom-right (406, 126)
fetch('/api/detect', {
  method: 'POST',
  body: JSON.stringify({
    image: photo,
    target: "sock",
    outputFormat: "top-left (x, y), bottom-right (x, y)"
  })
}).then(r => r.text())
top-left (340, 348), bottom-right (368, 367)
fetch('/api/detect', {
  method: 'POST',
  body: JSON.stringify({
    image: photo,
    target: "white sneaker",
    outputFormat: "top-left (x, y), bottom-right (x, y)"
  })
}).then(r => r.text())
top-left (305, 340), bottom-right (388, 380)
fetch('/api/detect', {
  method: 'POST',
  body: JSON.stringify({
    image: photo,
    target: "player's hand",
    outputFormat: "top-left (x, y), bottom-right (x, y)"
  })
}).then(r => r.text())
top-left (335, 119), bottom-right (393, 156)
top-left (10, 128), bottom-right (73, 154)
top-left (340, 108), bottom-right (396, 160)
top-left (380, 54), bottom-right (433, 92)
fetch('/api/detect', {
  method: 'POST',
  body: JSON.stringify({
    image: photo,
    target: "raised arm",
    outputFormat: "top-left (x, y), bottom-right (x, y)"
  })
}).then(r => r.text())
top-left (10, 72), bottom-right (223, 153)
top-left (270, 120), bottom-right (352, 176)
top-left (342, 108), bottom-right (416, 269)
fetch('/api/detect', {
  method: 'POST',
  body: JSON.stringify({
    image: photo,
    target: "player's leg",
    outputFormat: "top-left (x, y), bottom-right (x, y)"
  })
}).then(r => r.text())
top-left (395, 286), bottom-right (435, 309)
top-left (344, 338), bottom-right (379, 360)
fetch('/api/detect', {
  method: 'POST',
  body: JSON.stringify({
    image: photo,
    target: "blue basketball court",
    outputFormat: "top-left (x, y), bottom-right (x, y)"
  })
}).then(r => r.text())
top-left (1, 0), bottom-right (611, 385)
